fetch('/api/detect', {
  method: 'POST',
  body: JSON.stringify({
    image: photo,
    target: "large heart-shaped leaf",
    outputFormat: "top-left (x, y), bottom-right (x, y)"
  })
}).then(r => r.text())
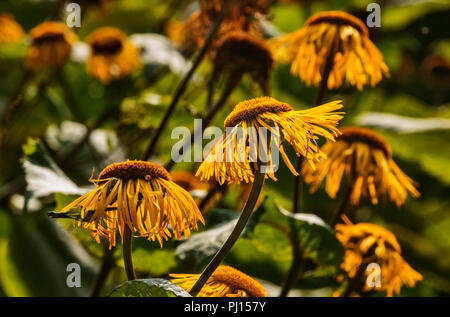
top-left (175, 216), bottom-right (238, 268)
top-left (108, 278), bottom-right (191, 297)
top-left (21, 138), bottom-right (92, 199)
top-left (0, 212), bottom-right (98, 296)
top-left (277, 206), bottom-right (344, 267)
top-left (245, 196), bottom-right (344, 267)
top-left (174, 208), bottom-right (261, 268)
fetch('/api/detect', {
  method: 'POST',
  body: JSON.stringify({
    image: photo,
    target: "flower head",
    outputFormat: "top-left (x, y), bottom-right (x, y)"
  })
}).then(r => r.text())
top-left (59, 160), bottom-right (204, 248)
top-left (271, 10), bottom-right (389, 90)
top-left (213, 30), bottom-right (274, 93)
top-left (86, 27), bottom-right (140, 84)
top-left (196, 96), bottom-right (344, 184)
top-left (167, 0), bottom-right (267, 56)
top-left (170, 265), bottom-right (267, 297)
top-left (336, 217), bottom-right (422, 296)
top-left (302, 126), bottom-right (420, 207)
top-left (0, 13), bottom-right (24, 44)
top-left (25, 21), bottom-right (76, 71)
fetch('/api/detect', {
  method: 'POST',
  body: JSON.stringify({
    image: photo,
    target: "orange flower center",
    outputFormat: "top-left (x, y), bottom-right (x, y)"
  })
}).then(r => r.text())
top-left (339, 126), bottom-right (391, 157)
top-left (306, 11), bottom-right (368, 37)
top-left (212, 265), bottom-right (267, 297)
top-left (224, 97), bottom-right (292, 127)
top-left (214, 31), bottom-right (273, 75)
top-left (33, 32), bottom-right (66, 45)
top-left (99, 160), bottom-right (170, 180)
top-left (91, 36), bottom-right (123, 55)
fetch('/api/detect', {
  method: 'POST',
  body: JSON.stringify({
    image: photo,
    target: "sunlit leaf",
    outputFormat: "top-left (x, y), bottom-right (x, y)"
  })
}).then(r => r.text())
top-left (175, 217), bottom-right (238, 268)
top-left (108, 278), bottom-right (191, 297)
top-left (0, 212), bottom-right (97, 296)
top-left (21, 138), bottom-right (92, 199)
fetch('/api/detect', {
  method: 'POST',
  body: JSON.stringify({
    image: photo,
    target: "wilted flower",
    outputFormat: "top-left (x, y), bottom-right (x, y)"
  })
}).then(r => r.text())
top-left (336, 217), bottom-right (422, 296)
top-left (271, 11), bottom-right (389, 90)
top-left (86, 27), bottom-right (140, 84)
top-left (0, 13), bottom-right (24, 44)
top-left (25, 21), bottom-right (76, 71)
top-left (171, 265), bottom-right (267, 297)
top-left (302, 126), bottom-right (420, 207)
top-left (196, 96), bottom-right (344, 184)
top-left (59, 160), bottom-right (204, 248)
top-left (213, 30), bottom-right (274, 94)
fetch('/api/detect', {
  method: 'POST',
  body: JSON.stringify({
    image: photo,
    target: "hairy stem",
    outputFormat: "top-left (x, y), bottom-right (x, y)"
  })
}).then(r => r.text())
top-left (189, 169), bottom-right (265, 296)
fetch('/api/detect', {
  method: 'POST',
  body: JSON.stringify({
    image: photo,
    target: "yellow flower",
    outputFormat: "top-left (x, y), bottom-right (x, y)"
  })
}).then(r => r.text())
top-left (336, 218), bottom-right (422, 296)
top-left (271, 11), bottom-right (389, 90)
top-left (0, 13), bottom-right (24, 44)
top-left (196, 96), bottom-right (344, 184)
top-left (25, 21), bottom-right (76, 71)
top-left (213, 30), bottom-right (274, 93)
top-left (170, 265), bottom-right (267, 297)
top-left (302, 126), bottom-right (420, 207)
top-left (86, 27), bottom-right (140, 84)
top-left (59, 160), bottom-right (204, 248)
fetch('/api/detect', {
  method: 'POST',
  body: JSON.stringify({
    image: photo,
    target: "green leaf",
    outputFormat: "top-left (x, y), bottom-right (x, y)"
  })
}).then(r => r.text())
top-left (108, 278), bottom-right (191, 297)
top-left (379, 130), bottom-right (450, 186)
top-left (0, 212), bottom-right (98, 296)
top-left (174, 208), bottom-right (261, 268)
top-left (130, 248), bottom-right (177, 276)
top-left (248, 196), bottom-right (344, 267)
top-left (21, 138), bottom-right (91, 199)
top-left (382, 0), bottom-right (450, 30)
top-left (175, 216), bottom-right (239, 268)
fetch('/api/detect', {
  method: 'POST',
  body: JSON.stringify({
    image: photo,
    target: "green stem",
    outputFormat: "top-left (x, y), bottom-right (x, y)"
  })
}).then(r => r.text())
top-left (0, 71), bottom-right (31, 150)
top-left (56, 107), bottom-right (116, 165)
top-left (164, 77), bottom-right (239, 171)
top-left (55, 70), bottom-right (84, 122)
top-left (281, 37), bottom-right (338, 296)
top-left (205, 73), bottom-right (215, 114)
top-left (329, 182), bottom-right (353, 226)
top-left (90, 247), bottom-right (116, 297)
top-left (189, 168), bottom-right (265, 296)
top-left (341, 263), bottom-right (367, 297)
top-left (197, 183), bottom-right (227, 213)
top-left (280, 158), bottom-right (304, 297)
top-left (142, 12), bottom-right (224, 161)
top-left (123, 226), bottom-right (136, 281)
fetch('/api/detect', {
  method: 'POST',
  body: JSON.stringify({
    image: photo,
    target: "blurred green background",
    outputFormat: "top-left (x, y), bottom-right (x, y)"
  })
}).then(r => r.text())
top-left (0, 0), bottom-right (449, 297)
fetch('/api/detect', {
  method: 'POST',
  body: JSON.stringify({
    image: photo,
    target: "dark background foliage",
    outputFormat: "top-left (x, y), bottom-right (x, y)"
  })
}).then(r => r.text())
top-left (0, 0), bottom-right (449, 297)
